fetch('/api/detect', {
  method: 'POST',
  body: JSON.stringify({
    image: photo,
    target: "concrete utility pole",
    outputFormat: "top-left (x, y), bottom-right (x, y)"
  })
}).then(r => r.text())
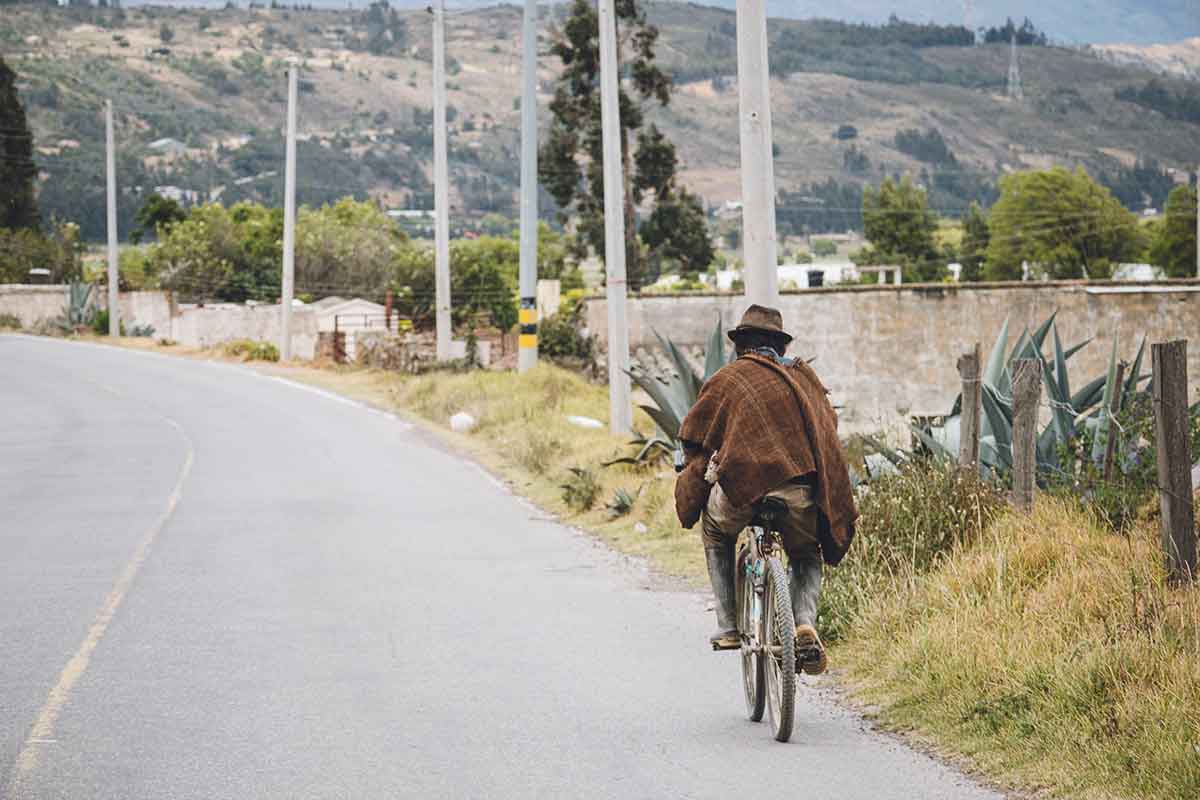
top-left (1195, 169), bottom-right (1199, 278)
top-left (517, 0), bottom-right (539, 373)
top-left (105, 100), bottom-right (119, 337)
top-left (433, 0), bottom-right (452, 361)
top-left (735, 0), bottom-right (779, 308)
top-left (598, 0), bottom-right (632, 435)
top-left (280, 66), bottom-right (298, 361)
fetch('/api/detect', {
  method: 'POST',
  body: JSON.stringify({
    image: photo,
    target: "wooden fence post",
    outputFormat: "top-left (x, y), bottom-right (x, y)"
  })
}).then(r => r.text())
top-left (1101, 361), bottom-right (1127, 482)
top-left (1152, 340), bottom-right (1196, 582)
top-left (1011, 358), bottom-right (1042, 512)
top-left (957, 343), bottom-right (982, 472)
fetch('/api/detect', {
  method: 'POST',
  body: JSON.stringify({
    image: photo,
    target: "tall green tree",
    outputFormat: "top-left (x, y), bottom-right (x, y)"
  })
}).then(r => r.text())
top-left (959, 201), bottom-right (990, 282)
top-left (861, 177), bottom-right (941, 281)
top-left (539, 0), bottom-right (708, 289)
top-left (1148, 185), bottom-right (1197, 278)
top-left (0, 56), bottom-right (40, 232)
top-left (985, 167), bottom-right (1143, 280)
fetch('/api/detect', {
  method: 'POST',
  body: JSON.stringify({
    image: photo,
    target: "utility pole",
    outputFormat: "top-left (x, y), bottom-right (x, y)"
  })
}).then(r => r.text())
top-left (736, 0), bottom-right (779, 308)
top-left (1007, 31), bottom-right (1023, 101)
top-left (1195, 168), bottom-right (1199, 279)
top-left (517, 0), bottom-right (539, 373)
top-left (598, 0), bottom-right (632, 435)
top-left (281, 66), bottom-right (298, 361)
top-left (105, 100), bottom-right (119, 337)
top-left (432, 0), bottom-right (452, 361)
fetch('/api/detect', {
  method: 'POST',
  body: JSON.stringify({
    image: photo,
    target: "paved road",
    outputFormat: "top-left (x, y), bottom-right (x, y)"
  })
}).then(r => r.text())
top-left (1, 336), bottom-right (1003, 800)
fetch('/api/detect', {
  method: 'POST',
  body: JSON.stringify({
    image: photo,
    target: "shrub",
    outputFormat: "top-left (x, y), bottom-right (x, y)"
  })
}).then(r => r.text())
top-left (820, 460), bottom-right (1006, 642)
top-left (90, 309), bottom-right (125, 336)
top-left (223, 339), bottom-right (280, 362)
top-left (538, 312), bottom-right (592, 361)
top-left (560, 467), bottom-right (599, 513)
top-left (0, 312), bottom-right (21, 330)
top-left (606, 486), bottom-right (640, 519)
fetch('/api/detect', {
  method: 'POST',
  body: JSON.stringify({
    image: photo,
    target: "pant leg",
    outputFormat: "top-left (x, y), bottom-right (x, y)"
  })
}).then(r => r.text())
top-left (764, 482), bottom-right (823, 628)
top-left (701, 482), bottom-right (754, 549)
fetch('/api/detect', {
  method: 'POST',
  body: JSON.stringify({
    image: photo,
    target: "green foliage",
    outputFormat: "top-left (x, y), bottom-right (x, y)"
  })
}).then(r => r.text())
top-left (560, 466), bottom-right (599, 513)
top-left (131, 193), bottom-right (186, 244)
top-left (223, 339), bottom-right (279, 362)
top-left (982, 16), bottom-right (1048, 45)
top-left (811, 238), bottom-right (837, 257)
top-left (1100, 158), bottom-right (1176, 212)
top-left (540, 0), bottom-right (707, 290)
top-left (984, 168), bottom-right (1144, 280)
top-left (777, 180), bottom-right (864, 235)
top-left (0, 222), bottom-right (83, 283)
top-left (1148, 186), bottom-right (1197, 278)
top-left (1116, 78), bottom-right (1200, 125)
top-left (606, 486), bottom-right (640, 519)
top-left (893, 127), bottom-right (957, 166)
top-left (158, 23), bottom-right (174, 44)
top-left (393, 236), bottom-right (518, 332)
top-left (296, 198), bottom-right (406, 301)
top-left (820, 461), bottom-right (1006, 642)
top-left (90, 308), bottom-right (124, 336)
top-left (862, 177), bottom-right (942, 281)
top-left (0, 311), bottom-right (21, 329)
top-left (538, 311), bottom-right (593, 361)
top-left (0, 56), bottom-right (39, 231)
top-left (959, 201), bottom-right (989, 282)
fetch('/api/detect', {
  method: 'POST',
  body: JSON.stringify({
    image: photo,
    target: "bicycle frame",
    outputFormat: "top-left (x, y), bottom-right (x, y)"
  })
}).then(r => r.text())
top-left (740, 525), bottom-right (785, 655)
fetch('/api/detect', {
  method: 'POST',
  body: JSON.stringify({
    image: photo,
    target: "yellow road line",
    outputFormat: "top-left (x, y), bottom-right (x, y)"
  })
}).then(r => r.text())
top-left (5, 418), bottom-right (194, 798)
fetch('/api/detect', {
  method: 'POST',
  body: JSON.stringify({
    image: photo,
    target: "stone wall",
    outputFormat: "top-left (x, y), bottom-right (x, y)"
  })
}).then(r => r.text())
top-left (0, 285), bottom-right (72, 326)
top-left (585, 281), bottom-right (1200, 433)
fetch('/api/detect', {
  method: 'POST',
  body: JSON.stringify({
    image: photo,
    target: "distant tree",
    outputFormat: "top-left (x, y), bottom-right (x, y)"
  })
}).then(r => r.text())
top-left (959, 201), bottom-right (989, 282)
top-left (0, 57), bottom-right (40, 232)
top-left (983, 17), bottom-right (1047, 46)
top-left (842, 144), bottom-right (870, 175)
top-left (131, 194), bottom-right (187, 244)
top-left (811, 238), bottom-right (837, 257)
top-left (198, 13), bottom-right (213, 31)
top-left (1148, 185), bottom-right (1197, 278)
top-left (862, 177), bottom-right (941, 281)
top-left (833, 124), bottom-right (858, 141)
top-left (639, 187), bottom-right (713, 278)
top-left (540, 0), bottom-right (707, 290)
top-left (159, 23), bottom-right (175, 44)
top-left (893, 127), bottom-right (956, 166)
top-left (985, 168), bottom-right (1143, 281)
top-left (1101, 158), bottom-right (1176, 211)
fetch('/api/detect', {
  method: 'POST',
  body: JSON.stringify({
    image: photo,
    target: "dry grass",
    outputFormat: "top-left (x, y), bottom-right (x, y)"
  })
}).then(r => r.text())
top-left (840, 498), bottom-right (1200, 800)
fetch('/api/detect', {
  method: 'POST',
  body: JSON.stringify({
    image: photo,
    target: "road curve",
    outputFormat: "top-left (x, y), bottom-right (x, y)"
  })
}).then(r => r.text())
top-left (1, 335), bottom-right (1004, 800)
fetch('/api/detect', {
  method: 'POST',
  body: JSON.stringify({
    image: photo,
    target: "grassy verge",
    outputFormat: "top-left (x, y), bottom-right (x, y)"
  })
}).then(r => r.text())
top-left (41, 336), bottom-right (1200, 798)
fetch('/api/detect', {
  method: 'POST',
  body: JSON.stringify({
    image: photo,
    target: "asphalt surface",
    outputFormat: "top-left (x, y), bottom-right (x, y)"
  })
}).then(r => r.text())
top-left (1, 335), bottom-right (1005, 800)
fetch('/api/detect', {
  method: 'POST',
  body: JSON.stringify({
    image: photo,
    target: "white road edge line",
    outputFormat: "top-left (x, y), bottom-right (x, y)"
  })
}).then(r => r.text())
top-left (4, 417), bottom-right (195, 798)
top-left (267, 376), bottom-right (414, 430)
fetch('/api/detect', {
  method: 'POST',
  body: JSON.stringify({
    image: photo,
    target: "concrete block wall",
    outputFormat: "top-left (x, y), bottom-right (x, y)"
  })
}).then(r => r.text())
top-left (585, 282), bottom-right (1200, 433)
top-left (0, 285), bottom-right (70, 326)
top-left (171, 304), bottom-right (319, 360)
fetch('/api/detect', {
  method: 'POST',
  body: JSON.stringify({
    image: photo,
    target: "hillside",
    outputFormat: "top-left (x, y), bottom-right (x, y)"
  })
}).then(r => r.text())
top-left (2, 2), bottom-right (1198, 242)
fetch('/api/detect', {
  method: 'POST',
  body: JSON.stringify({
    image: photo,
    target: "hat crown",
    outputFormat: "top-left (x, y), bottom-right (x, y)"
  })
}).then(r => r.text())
top-left (728, 304), bottom-right (792, 343)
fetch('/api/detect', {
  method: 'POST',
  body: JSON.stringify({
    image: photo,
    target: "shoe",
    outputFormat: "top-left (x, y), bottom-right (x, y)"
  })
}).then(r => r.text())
top-left (704, 544), bottom-right (738, 651)
top-left (794, 624), bottom-right (827, 675)
top-left (709, 629), bottom-right (740, 650)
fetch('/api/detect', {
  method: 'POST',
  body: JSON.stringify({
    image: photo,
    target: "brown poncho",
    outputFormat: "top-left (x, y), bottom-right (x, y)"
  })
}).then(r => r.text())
top-left (675, 352), bottom-right (858, 566)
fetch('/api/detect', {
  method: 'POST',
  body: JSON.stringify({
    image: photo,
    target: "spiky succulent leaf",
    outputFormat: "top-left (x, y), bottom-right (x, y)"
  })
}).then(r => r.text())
top-left (704, 318), bottom-right (726, 382)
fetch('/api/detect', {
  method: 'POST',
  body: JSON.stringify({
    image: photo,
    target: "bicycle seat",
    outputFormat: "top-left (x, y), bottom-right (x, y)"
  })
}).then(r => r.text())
top-left (750, 497), bottom-right (788, 528)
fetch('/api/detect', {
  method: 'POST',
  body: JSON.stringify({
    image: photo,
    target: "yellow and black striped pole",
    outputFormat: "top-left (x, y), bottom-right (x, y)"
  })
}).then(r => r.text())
top-left (518, 297), bottom-right (538, 370)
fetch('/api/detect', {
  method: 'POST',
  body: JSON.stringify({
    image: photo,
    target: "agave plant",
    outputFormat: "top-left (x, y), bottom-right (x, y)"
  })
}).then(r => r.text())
top-left (604, 319), bottom-right (728, 467)
top-left (60, 281), bottom-right (96, 330)
top-left (914, 311), bottom-right (1150, 483)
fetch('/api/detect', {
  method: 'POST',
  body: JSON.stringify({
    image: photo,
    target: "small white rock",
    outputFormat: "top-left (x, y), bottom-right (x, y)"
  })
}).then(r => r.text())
top-left (634, 522), bottom-right (648, 534)
top-left (566, 415), bottom-right (604, 429)
top-left (449, 412), bottom-right (477, 433)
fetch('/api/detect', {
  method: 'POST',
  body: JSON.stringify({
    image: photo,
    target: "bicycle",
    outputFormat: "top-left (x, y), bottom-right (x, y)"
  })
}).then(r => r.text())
top-left (733, 497), bottom-right (799, 742)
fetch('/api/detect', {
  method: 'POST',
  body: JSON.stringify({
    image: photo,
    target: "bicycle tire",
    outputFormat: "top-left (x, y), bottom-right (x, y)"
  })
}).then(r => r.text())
top-left (763, 556), bottom-right (796, 742)
top-left (736, 547), bottom-right (765, 722)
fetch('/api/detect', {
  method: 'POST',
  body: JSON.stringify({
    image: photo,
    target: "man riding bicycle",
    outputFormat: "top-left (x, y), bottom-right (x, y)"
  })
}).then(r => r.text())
top-left (674, 305), bottom-right (858, 675)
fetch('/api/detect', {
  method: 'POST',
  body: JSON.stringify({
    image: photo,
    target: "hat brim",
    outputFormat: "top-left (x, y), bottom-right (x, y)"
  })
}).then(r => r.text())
top-left (727, 325), bottom-right (793, 344)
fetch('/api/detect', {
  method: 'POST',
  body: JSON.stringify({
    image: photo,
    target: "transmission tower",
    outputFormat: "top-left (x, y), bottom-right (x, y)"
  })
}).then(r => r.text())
top-left (1007, 32), bottom-right (1023, 101)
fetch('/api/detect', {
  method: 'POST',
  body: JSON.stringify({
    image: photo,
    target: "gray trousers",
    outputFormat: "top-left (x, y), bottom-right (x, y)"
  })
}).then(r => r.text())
top-left (701, 481), bottom-right (823, 628)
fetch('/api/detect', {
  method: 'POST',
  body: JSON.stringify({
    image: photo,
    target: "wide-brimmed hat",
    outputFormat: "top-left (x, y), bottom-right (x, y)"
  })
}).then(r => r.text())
top-left (727, 304), bottom-right (793, 344)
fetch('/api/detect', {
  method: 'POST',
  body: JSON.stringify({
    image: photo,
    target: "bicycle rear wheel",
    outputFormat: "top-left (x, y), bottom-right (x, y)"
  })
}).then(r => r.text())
top-left (763, 557), bottom-right (795, 742)
top-left (736, 547), bottom-right (765, 722)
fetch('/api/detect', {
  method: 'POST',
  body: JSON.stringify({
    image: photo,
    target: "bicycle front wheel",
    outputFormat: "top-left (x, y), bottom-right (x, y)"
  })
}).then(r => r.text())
top-left (736, 547), bottom-right (764, 722)
top-left (763, 557), bottom-right (796, 742)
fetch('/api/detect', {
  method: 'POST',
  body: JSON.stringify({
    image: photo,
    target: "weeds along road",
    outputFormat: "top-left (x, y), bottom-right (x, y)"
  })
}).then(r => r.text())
top-left (1, 336), bottom-right (1004, 800)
